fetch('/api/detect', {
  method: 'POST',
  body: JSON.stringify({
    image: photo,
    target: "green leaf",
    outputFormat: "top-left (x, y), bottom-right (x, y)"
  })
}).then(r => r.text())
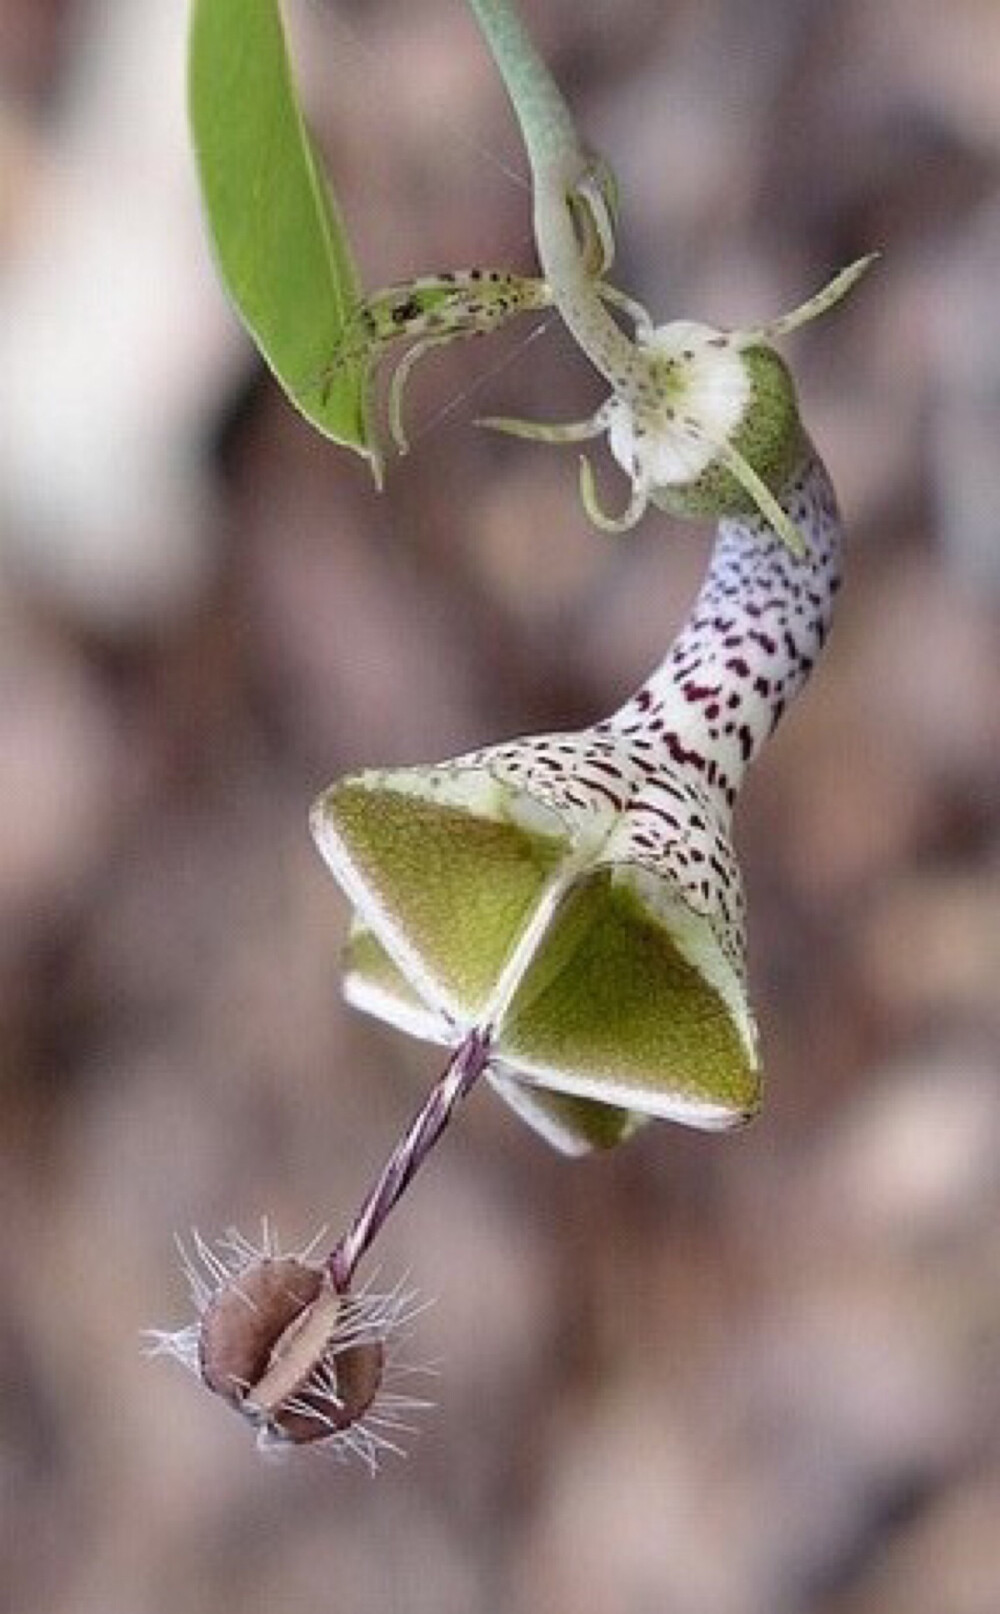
top-left (189, 0), bottom-right (380, 478)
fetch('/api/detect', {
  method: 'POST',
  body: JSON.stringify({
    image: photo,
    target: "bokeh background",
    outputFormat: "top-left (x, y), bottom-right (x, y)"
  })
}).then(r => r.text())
top-left (2, 1), bottom-right (999, 1611)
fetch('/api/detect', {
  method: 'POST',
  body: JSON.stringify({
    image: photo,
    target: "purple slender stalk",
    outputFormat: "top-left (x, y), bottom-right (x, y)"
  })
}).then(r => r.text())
top-left (328, 1028), bottom-right (494, 1292)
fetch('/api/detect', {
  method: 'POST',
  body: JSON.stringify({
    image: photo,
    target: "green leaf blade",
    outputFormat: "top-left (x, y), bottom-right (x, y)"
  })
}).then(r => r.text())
top-left (189, 0), bottom-right (380, 475)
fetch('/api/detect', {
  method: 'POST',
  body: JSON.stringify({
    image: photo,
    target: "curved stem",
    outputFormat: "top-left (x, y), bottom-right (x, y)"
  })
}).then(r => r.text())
top-left (465, 0), bottom-right (578, 173)
top-left (464, 0), bottom-right (642, 393)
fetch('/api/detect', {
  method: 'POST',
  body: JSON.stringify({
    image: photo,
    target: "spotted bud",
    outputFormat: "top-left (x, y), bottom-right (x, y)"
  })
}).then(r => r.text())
top-left (605, 325), bottom-right (804, 527)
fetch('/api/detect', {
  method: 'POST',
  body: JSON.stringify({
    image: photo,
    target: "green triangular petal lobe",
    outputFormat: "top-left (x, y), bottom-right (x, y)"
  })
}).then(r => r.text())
top-left (342, 921), bottom-right (451, 1044)
top-left (499, 871), bottom-right (760, 1127)
top-left (312, 774), bottom-right (566, 1019)
top-left (342, 922), bottom-right (640, 1155)
top-left (489, 1065), bottom-right (643, 1155)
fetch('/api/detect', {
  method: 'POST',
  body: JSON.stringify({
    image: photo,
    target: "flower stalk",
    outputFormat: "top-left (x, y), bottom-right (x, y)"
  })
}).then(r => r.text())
top-left (328, 1027), bottom-right (493, 1291)
top-left (464, 0), bottom-right (639, 384)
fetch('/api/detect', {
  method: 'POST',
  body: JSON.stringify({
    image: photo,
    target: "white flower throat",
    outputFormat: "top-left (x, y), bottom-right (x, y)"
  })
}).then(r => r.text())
top-left (606, 321), bottom-right (752, 491)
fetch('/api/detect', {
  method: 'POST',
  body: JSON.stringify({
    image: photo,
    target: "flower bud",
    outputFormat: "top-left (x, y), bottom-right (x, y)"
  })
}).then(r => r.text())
top-left (148, 1230), bottom-right (428, 1467)
top-left (198, 1255), bottom-right (383, 1446)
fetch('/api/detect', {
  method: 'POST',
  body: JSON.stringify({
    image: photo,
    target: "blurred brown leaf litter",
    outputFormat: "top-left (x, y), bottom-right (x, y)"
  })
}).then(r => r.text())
top-left (1, 1), bottom-right (999, 1611)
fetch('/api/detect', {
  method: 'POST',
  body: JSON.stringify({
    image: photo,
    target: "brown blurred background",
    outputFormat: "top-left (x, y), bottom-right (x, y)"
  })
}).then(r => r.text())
top-left (1, 1), bottom-right (999, 1611)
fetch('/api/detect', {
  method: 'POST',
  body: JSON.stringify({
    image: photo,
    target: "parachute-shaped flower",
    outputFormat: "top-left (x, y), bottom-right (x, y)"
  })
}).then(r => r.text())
top-left (312, 448), bottom-right (842, 1154)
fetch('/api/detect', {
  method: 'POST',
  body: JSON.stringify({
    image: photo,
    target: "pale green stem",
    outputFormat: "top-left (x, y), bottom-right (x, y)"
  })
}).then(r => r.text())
top-left (464, 0), bottom-right (642, 394)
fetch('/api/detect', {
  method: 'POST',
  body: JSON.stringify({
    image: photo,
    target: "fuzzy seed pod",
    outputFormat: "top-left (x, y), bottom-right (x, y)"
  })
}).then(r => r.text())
top-left (147, 1231), bottom-right (427, 1466)
top-left (198, 1256), bottom-right (383, 1446)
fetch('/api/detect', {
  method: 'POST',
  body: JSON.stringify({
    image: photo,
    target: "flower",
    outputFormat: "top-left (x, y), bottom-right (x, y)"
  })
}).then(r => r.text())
top-left (480, 255), bottom-right (877, 551)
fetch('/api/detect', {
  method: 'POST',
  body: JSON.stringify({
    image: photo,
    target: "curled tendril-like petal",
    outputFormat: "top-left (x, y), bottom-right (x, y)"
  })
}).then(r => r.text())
top-left (387, 335), bottom-right (455, 455)
top-left (739, 254), bottom-right (880, 347)
top-left (579, 453), bottom-right (651, 534)
top-left (568, 157), bottom-right (620, 277)
top-left (476, 403), bottom-right (612, 445)
top-left (598, 283), bottom-right (655, 341)
top-left (711, 437), bottom-right (807, 559)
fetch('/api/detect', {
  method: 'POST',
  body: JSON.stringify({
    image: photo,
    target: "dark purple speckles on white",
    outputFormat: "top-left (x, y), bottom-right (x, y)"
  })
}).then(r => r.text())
top-left (446, 450), bottom-right (842, 977)
top-left (612, 449), bottom-right (841, 794)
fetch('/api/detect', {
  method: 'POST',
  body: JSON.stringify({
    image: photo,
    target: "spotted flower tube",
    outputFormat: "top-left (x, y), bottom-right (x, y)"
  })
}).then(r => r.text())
top-left (312, 2), bottom-right (864, 1152)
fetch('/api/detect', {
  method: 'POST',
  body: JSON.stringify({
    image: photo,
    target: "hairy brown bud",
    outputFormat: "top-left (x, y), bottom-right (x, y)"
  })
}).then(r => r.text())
top-left (198, 1256), bottom-right (383, 1445)
top-left (148, 1229), bottom-right (429, 1468)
